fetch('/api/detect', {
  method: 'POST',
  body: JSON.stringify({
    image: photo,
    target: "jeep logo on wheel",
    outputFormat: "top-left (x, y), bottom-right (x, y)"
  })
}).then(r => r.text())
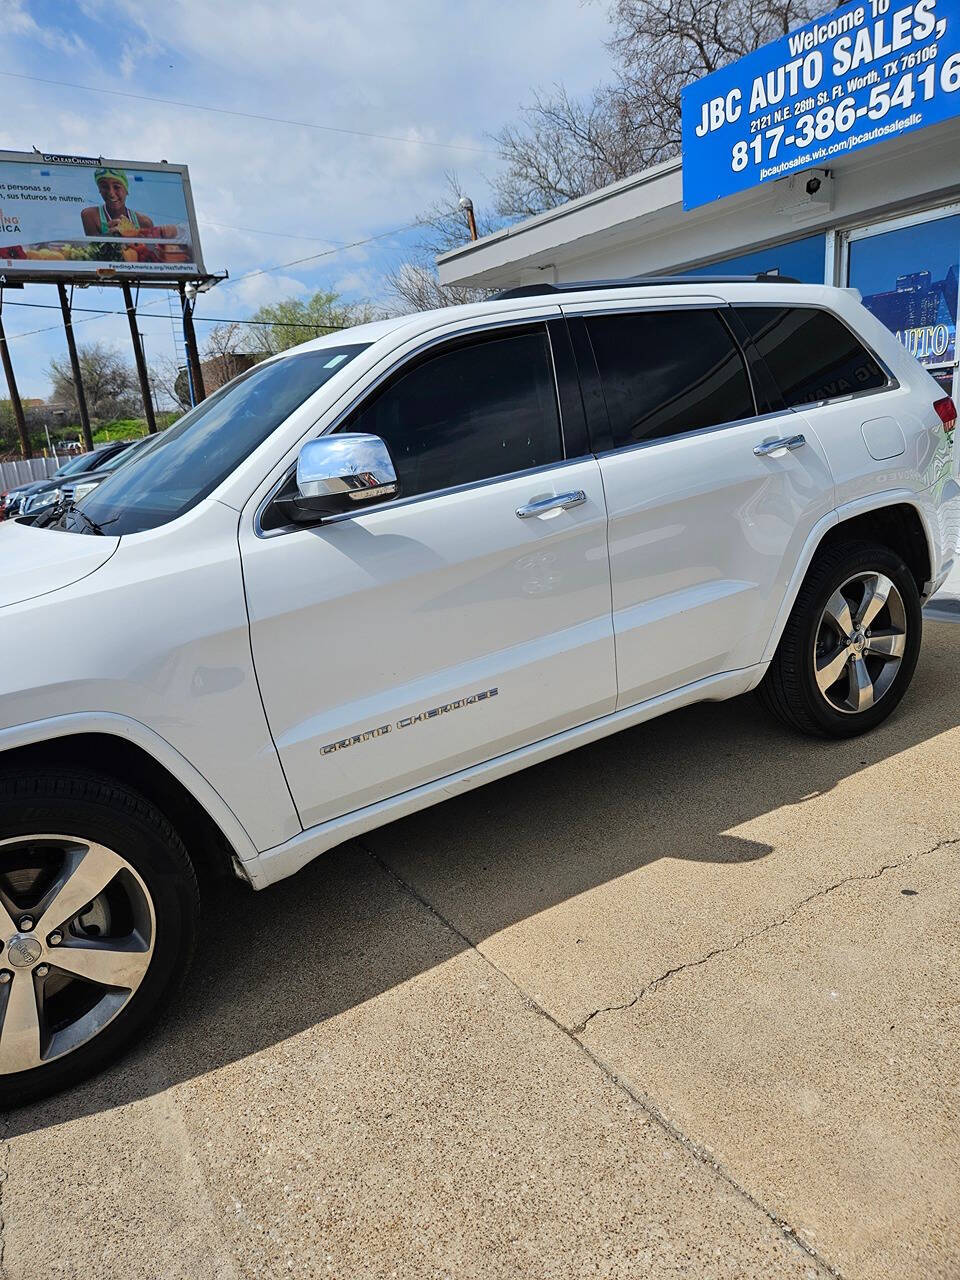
top-left (7, 935), bottom-right (42, 968)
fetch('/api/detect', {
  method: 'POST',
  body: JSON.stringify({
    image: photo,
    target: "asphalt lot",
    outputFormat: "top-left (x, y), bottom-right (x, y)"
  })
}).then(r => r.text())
top-left (2, 620), bottom-right (959, 1279)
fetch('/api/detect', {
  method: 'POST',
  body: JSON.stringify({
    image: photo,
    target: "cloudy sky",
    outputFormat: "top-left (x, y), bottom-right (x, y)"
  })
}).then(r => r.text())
top-left (0, 0), bottom-right (613, 399)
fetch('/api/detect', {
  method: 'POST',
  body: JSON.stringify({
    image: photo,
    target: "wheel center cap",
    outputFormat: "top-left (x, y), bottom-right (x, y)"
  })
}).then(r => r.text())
top-left (851, 631), bottom-right (866, 653)
top-left (6, 934), bottom-right (42, 968)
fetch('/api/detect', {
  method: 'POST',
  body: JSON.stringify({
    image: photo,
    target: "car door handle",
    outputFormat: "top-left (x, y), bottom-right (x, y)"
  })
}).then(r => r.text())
top-left (515, 490), bottom-right (587, 519)
top-left (753, 433), bottom-right (807, 457)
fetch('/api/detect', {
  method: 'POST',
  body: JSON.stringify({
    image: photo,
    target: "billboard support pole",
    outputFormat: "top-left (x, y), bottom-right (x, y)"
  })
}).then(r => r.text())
top-left (179, 285), bottom-right (206, 405)
top-left (57, 284), bottom-right (93, 453)
top-left (122, 282), bottom-right (157, 434)
top-left (0, 296), bottom-right (31, 459)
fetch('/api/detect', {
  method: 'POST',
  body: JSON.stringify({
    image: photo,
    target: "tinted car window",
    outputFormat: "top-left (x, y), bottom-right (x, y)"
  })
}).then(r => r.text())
top-left (585, 309), bottom-right (755, 449)
top-left (341, 327), bottom-right (562, 498)
top-left (735, 306), bottom-right (888, 407)
top-left (55, 452), bottom-right (100, 477)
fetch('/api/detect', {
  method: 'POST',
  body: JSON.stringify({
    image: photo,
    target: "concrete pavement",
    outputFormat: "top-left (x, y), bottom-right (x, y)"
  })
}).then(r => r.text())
top-left (2, 624), bottom-right (959, 1279)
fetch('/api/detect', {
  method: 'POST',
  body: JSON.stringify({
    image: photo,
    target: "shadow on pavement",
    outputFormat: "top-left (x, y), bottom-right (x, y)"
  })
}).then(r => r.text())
top-left (11, 623), bottom-right (960, 1134)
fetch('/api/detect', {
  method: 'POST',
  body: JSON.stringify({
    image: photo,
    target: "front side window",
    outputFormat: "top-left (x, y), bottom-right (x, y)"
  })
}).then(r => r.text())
top-left (61, 345), bottom-right (369, 536)
top-left (340, 326), bottom-right (563, 499)
top-left (735, 307), bottom-right (888, 407)
top-left (586, 309), bottom-right (755, 449)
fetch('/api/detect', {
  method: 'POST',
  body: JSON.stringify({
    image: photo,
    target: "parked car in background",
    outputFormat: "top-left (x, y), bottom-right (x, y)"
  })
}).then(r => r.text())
top-left (23, 434), bottom-right (164, 525)
top-left (0, 278), bottom-right (956, 1106)
top-left (0, 441), bottom-right (134, 521)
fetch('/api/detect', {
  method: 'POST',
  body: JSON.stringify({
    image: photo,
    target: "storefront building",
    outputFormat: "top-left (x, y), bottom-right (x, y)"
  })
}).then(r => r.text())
top-left (438, 2), bottom-right (960, 402)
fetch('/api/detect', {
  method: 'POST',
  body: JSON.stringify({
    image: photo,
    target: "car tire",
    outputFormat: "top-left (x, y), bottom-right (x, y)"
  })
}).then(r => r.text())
top-left (757, 539), bottom-right (922, 738)
top-left (0, 770), bottom-right (198, 1108)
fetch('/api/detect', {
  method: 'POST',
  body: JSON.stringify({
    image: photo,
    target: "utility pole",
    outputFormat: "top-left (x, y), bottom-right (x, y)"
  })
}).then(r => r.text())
top-left (139, 328), bottom-right (156, 432)
top-left (57, 284), bottom-right (93, 453)
top-left (180, 283), bottom-right (206, 404)
top-left (121, 283), bottom-right (157, 434)
top-left (0, 305), bottom-right (30, 459)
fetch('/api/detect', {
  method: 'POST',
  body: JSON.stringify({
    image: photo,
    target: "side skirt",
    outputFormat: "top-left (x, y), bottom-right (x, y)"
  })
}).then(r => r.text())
top-left (242, 664), bottom-right (765, 890)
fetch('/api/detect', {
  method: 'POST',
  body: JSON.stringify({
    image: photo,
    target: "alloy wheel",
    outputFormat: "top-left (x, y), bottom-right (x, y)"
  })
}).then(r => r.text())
top-left (0, 836), bottom-right (155, 1075)
top-left (813, 571), bottom-right (907, 714)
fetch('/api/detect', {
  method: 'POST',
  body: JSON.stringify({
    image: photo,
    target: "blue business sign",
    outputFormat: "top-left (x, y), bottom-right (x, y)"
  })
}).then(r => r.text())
top-left (682, 0), bottom-right (960, 209)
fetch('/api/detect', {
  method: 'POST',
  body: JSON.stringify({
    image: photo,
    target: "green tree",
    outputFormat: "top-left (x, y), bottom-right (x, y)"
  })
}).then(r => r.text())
top-left (249, 291), bottom-right (377, 357)
top-left (0, 398), bottom-right (19, 456)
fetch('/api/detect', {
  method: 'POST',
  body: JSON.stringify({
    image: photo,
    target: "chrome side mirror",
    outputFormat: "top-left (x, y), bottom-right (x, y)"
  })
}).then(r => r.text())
top-left (277, 434), bottom-right (399, 523)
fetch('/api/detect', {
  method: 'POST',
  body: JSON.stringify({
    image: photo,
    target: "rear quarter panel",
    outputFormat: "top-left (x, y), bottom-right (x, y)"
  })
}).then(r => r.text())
top-left (804, 292), bottom-right (953, 502)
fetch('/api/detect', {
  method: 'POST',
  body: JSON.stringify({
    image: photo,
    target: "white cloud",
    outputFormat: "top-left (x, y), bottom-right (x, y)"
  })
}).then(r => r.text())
top-left (225, 273), bottom-right (310, 309)
top-left (4, 0), bottom-right (87, 55)
top-left (119, 35), bottom-right (165, 80)
top-left (332, 269), bottom-right (373, 295)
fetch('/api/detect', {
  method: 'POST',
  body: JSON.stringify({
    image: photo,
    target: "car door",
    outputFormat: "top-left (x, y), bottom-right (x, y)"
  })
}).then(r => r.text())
top-left (239, 318), bottom-right (617, 831)
top-left (564, 301), bottom-right (836, 709)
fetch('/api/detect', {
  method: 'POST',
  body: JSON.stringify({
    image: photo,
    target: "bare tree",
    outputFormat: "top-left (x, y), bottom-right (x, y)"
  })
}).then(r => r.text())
top-left (609, 0), bottom-right (833, 154)
top-left (202, 321), bottom-right (250, 363)
top-left (386, 174), bottom-right (496, 313)
top-left (49, 342), bottom-right (137, 422)
top-left (492, 0), bottom-right (836, 217)
top-left (386, 262), bottom-right (486, 313)
top-left (147, 355), bottom-right (191, 412)
top-left (494, 83), bottom-right (647, 219)
top-left (150, 323), bottom-right (263, 413)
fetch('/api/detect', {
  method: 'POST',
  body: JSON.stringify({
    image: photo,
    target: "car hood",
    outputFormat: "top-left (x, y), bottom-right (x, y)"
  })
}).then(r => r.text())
top-left (0, 519), bottom-right (119, 608)
top-left (19, 476), bottom-right (63, 499)
top-left (7, 478), bottom-right (54, 499)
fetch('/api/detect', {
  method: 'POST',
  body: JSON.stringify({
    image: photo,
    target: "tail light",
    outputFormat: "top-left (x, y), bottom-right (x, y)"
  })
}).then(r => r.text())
top-left (933, 396), bottom-right (956, 432)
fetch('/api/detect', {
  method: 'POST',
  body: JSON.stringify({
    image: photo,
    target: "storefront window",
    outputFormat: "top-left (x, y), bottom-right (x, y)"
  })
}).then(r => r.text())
top-left (847, 213), bottom-right (959, 372)
top-left (682, 233), bottom-right (826, 284)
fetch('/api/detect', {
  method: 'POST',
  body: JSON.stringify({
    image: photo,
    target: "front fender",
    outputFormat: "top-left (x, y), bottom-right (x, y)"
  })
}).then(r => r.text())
top-left (0, 711), bottom-right (259, 867)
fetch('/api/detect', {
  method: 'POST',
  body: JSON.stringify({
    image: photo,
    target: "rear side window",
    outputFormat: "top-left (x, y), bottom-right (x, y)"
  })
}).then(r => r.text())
top-left (585, 309), bottom-right (755, 449)
top-left (341, 326), bottom-right (562, 498)
top-left (735, 306), bottom-right (888, 407)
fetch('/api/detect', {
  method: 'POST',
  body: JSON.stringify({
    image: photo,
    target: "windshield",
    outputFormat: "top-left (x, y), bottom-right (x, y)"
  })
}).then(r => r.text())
top-left (55, 452), bottom-right (99, 478)
top-left (96, 437), bottom-right (154, 474)
top-left (61, 345), bottom-right (369, 536)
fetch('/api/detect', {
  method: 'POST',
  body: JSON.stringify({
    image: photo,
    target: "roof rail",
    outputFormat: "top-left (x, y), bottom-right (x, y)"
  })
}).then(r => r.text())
top-left (494, 273), bottom-right (800, 300)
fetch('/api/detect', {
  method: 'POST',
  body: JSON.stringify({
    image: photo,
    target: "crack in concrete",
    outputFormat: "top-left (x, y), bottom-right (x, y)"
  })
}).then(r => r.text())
top-left (569, 836), bottom-right (959, 1037)
top-left (362, 841), bottom-right (843, 1280)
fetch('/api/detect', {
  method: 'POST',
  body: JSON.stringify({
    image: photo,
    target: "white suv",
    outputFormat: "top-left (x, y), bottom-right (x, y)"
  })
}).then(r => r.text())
top-left (0, 279), bottom-right (956, 1103)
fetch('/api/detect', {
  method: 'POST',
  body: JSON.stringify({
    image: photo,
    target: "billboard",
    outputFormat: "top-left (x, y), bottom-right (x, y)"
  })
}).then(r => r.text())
top-left (0, 150), bottom-right (204, 279)
top-left (681, 0), bottom-right (960, 210)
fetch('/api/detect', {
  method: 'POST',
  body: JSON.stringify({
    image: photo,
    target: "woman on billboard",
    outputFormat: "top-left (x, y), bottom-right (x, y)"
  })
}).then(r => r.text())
top-left (80, 167), bottom-right (159, 237)
top-left (78, 166), bottom-right (188, 263)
